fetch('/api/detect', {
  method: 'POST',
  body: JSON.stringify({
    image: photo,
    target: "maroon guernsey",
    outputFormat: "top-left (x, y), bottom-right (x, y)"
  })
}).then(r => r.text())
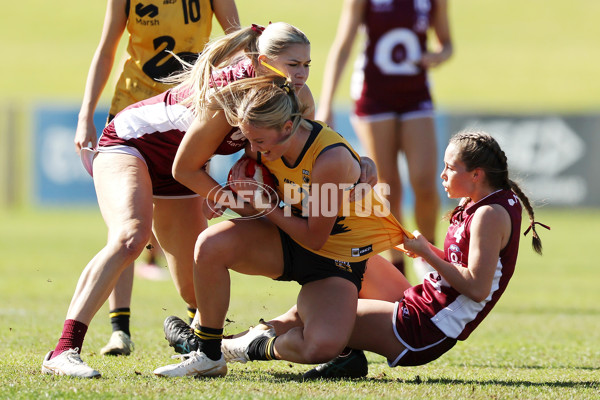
top-left (97, 58), bottom-right (256, 196)
top-left (352, 0), bottom-right (438, 116)
top-left (403, 189), bottom-right (523, 340)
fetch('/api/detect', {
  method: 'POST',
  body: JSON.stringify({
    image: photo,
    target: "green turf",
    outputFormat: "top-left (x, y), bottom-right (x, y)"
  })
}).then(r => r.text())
top-left (0, 208), bottom-right (598, 399)
top-left (1, 1), bottom-right (598, 398)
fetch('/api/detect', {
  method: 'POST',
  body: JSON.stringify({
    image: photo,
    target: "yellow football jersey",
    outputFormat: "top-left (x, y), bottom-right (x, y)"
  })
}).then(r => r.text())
top-left (110, 0), bottom-right (214, 115)
top-left (262, 121), bottom-right (411, 262)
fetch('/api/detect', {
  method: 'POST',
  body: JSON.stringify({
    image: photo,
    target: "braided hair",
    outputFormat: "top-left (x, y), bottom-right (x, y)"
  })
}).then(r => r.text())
top-left (449, 131), bottom-right (548, 255)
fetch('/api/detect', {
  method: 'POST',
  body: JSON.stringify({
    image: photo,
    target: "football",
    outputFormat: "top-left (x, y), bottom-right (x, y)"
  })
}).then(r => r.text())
top-left (227, 155), bottom-right (277, 194)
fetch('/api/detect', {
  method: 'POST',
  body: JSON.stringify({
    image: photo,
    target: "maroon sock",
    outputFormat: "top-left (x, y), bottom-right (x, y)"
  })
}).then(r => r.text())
top-left (51, 319), bottom-right (88, 359)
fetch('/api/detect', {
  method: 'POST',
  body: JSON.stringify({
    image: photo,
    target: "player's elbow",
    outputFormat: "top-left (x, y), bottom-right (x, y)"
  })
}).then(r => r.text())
top-left (172, 162), bottom-right (187, 184)
top-left (465, 286), bottom-right (491, 303)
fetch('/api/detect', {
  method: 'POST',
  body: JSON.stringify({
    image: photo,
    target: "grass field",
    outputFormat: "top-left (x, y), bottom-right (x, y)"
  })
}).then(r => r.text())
top-left (0, 207), bottom-right (599, 399)
top-left (1, 0), bottom-right (599, 398)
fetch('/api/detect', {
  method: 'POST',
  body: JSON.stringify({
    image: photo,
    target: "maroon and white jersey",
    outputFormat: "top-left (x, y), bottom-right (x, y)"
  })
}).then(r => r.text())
top-left (97, 58), bottom-right (255, 196)
top-left (403, 190), bottom-right (523, 340)
top-left (352, 0), bottom-right (437, 116)
top-left (210, 57), bottom-right (256, 88)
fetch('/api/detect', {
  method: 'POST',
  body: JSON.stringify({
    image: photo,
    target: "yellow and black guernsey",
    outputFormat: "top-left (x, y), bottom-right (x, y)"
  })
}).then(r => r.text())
top-left (262, 121), bottom-right (412, 262)
top-left (110, 0), bottom-right (215, 115)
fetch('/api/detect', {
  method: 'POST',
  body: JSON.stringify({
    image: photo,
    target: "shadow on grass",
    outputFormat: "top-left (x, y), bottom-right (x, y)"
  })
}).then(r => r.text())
top-left (261, 371), bottom-right (598, 390)
top-left (451, 363), bottom-right (600, 371)
top-left (414, 377), bottom-right (599, 389)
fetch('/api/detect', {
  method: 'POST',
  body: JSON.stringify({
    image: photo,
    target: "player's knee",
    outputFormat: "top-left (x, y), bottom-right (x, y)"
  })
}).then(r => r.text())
top-left (302, 338), bottom-right (346, 364)
top-left (194, 228), bottom-right (227, 265)
top-left (109, 227), bottom-right (151, 261)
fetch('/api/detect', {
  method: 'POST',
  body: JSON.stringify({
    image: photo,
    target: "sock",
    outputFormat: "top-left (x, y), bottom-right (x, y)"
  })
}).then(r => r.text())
top-left (187, 307), bottom-right (196, 325)
top-left (52, 319), bottom-right (88, 359)
top-left (247, 336), bottom-right (278, 361)
top-left (194, 326), bottom-right (223, 361)
top-left (109, 307), bottom-right (131, 337)
top-left (190, 310), bottom-right (200, 329)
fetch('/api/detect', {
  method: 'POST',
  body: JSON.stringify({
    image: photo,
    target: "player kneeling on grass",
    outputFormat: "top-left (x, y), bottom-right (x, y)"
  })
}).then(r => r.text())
top-left (152, 74), bottom-right (413, 378)
top-left (217, 131), bottom-right (549, 379)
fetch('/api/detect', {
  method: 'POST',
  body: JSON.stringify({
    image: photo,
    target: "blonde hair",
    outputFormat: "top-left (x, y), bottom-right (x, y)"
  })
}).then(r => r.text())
top-left (165, 23), bottom-right (309, 119)
top-left (208, 75), bottom-right (311, 135)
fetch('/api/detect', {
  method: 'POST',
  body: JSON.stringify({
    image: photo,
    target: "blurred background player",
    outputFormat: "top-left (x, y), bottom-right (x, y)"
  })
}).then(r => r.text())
top-left (72, 0), bottom-right (240, 356)
top-left (316, 0), bottom-right (453, 276)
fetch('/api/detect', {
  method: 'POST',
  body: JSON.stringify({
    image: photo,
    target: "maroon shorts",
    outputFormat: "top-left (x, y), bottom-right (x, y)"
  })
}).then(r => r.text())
top-left (388, 299), bottom-right (456, 367)
top-left (97, 126), bottom-right (199, 198)
top-left (353, 87), bottom-right (433, 120)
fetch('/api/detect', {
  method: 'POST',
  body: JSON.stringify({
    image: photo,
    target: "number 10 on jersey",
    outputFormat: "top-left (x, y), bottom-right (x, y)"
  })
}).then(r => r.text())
top-left (182, 0), bottom-right (201, 24)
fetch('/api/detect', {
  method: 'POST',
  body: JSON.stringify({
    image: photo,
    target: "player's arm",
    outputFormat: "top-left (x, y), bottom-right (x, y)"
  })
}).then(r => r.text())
top-left (213, 0), bottom-right (241, 34)
top-left (316, 0), bottom-right (365, 126)
top-left (298, 84), bottom-right (315, 120)
top-left (421, 0), bottom-right (453, 68)
top-left (75, 0), bottom-right (128, 153)
top-left (173, 112), bottom-right (232, 201)
top-left (303, 78), bottom-right (378, 192)
top-left (264, 147), bottom-right (361, 250)
top-left (406, 205), bottom-right (510, 302)
top-left (302, 78), bottom-right (377, 189)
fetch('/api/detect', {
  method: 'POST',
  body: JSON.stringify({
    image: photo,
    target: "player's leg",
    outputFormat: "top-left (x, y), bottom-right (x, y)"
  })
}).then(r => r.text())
top-left (153, 217), bottom-right (284, 377)
top-left (272, 277), bottom-right (358, 364)
top-left (194, 218), bottom-right (284, 329)
top-left (352, 117), bottom-right (401, 220)
top-left (346, 298), bottom-right (406, 361)
top-left (301, 299), bottom-right (405, 379)
top-left (399, 116), bottom-right (439, 242)
top-left (302, 255), bottom-right (410, 380)
top-left (359, 255), bottom-right (411, 302)
top-left (264, 305), bottom-right (304, 335)
top-left (152, 196), bottom-right (207, 309)
top-left (399, 116), bottom-right (439, 278)
top-left (152, 196), bottom-right (208, 354)
top-left (101, 265), bottom-right (135, 356)
top-left (352, 116), bottom-right (405, 272)
top-left (43, 153), bottom-right (153, 377)
top-left (66, 153), bottom-right (153, 323)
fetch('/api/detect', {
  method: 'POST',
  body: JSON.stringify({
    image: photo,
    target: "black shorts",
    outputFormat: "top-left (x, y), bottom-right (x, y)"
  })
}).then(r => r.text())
top-left (276, 229), bottom-right (367, 291)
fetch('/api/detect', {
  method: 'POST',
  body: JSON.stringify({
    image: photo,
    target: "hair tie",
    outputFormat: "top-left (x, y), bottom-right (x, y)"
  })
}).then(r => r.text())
top-left (523, 221), bottom-right (551, 236)
top-left (279, 82), bottom-right (291, 93)
top-left (260, 60), bottom-right (287, 78)
top-left (251, 24), bottom-right (265, 34)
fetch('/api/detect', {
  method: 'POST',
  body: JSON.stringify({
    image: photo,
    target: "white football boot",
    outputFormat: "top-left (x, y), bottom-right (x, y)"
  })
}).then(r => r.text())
top-left (100, 330), bottom-right (134, 356)
top-left (153, 351), bottom-right (227, 378)
top-left (41, 348), bottom-right (101, 378)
